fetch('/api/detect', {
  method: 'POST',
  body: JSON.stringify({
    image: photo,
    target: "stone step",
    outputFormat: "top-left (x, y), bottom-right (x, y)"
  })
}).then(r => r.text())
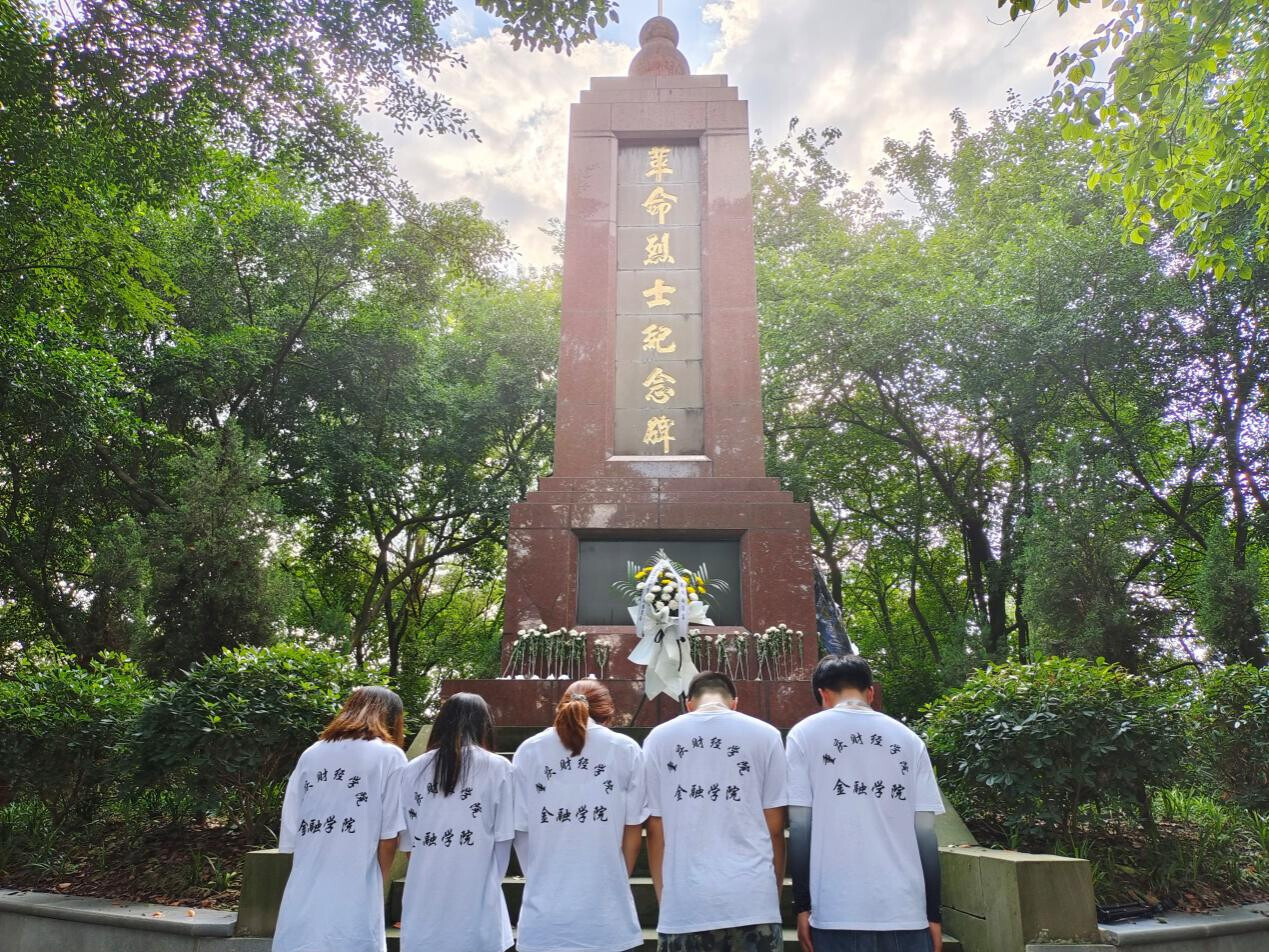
top-left (385, 926), bottom-right (961, 952)
top-left (389, 875), bottom-right (794, 929)
top-left (390, 875), bottom-right (962, 942)
top-left (384, 927), bottom-right (804, 952)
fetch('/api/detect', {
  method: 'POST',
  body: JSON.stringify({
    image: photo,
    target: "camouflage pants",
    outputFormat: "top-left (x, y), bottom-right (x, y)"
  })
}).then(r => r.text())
top-left (657, 923), bottom-right (782, 952)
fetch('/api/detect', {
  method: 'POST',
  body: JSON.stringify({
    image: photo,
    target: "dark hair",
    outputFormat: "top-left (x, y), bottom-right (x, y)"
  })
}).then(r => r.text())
top-left (321, 686), bottom-right (405, 747)
top-left (427, 693), bottom-right (496, 797)
top-left (811, 655), bottom-right (873, 704)
top-left (688, 670), bottom-right (736, 701)
top-left (554, 679), bottom-right (614, 756)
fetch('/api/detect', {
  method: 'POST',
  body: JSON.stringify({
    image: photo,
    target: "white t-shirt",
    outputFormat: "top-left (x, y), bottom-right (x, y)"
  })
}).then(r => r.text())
top-left (786, 705), bottom-right (944, 931)
top-left (274, 737), bottom-right (408, 952)
top-left (643, 707), bottom-right (788, 934)
top-left (397, 746), bottom-right (516, 952)
top-left (512, 722), bottom-right (648, 952)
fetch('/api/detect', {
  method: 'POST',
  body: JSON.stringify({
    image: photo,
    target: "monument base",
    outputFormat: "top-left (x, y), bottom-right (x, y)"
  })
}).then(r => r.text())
top-left (504, 475), bottom-right (817, 642)
top-left (441, 678), bottom-right (819, 729)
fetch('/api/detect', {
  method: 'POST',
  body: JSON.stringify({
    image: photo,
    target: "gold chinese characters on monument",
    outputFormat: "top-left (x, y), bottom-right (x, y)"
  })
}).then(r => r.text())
top-left (614, 143), bottom-right (702, 456)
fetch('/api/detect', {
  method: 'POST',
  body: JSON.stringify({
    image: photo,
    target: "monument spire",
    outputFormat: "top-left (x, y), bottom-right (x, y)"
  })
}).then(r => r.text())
top-left (629, 8), bottom-right (690, 77)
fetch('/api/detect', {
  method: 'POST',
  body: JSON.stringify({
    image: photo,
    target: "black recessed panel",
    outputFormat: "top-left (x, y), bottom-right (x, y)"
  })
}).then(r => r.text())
top-left (576, 538), bottom-right (742, 626)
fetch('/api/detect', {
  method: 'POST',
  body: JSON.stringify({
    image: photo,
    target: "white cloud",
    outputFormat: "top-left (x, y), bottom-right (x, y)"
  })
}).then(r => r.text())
top-left (365, 34), bottom-right (632, 269)
top-left (370, 2), bottom-right (1109, 268)
top-left (701, 0), bottom-right (1107, 194)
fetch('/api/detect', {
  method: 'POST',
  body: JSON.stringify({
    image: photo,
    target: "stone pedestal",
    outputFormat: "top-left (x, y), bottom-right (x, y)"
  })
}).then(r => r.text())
top-left (441, 677), bottom-right (819, 730)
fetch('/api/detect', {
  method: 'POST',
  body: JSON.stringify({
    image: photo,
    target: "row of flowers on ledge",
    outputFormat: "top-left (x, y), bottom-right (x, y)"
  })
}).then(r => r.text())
top-left (501, 624), bottom-right (809, 682)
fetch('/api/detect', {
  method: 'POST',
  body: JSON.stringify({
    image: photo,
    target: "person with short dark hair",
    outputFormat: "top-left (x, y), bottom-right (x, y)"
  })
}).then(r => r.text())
top-left (512, 679), bottom-right (647, 952)
top-left (643, 671), bottom-right (788, 952)
top-left (397, 692), bottom-right (515, 952)
top-left (788, 656), bottom-right (945, 952)
top-left (274, 686), bottom-right (409, 952)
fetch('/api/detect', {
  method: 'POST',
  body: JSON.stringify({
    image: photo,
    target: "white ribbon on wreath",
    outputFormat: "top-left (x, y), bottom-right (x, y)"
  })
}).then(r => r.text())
top-left (626, 556), bottom-right (715, 701)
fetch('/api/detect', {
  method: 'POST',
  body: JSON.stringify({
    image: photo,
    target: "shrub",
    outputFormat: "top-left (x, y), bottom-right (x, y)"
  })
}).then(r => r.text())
top-left (122, 643), bottom-right (378, 837)
top-left (0, 651), bottom-right (151, 822)
top-left (923, 657), bottom-right (1185, 843)
top-left (1188, 663), bottom-right (1269, 810)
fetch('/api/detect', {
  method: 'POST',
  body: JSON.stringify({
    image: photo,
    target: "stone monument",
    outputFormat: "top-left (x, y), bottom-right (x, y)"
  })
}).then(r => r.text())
top-left (442, 14), bottom-right (820, 727)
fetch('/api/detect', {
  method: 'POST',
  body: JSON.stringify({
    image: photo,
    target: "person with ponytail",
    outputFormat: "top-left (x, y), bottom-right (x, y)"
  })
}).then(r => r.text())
top-left (397, 692), bottom-right (515, 952)
top-left (512, 679), bottom-right (647, 952)
top-left (273, 686), bottom-right (409, 952)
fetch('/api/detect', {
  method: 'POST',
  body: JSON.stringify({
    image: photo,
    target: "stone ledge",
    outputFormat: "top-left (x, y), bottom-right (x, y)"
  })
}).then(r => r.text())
top-left (0, 889), bottom-right (236, 937)
top-left (939, 847), bottom-right (1099, 952)
top-left (1100, 902), bottom-right (1269, 947)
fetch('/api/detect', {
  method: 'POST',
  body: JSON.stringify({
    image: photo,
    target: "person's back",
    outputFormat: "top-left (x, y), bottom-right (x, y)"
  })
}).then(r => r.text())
top-left (398, 693), bottom-right (515, 952)
top-left (275, 687), bottom-right (408, 952)
top-left (511, 680), bottom-right (647, 952)
top-left (787, 656), bottom-right (945, 952)
top-left (643, 671), bottom-right (788, 952)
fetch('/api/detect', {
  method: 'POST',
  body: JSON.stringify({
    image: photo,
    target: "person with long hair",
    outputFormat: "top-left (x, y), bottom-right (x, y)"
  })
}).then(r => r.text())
top-left (397, 692), bottom-right (515, 952)
top-left (273, 686), bottom-right (408, 952)
top-left (511, 679), bottom-right (647, 952)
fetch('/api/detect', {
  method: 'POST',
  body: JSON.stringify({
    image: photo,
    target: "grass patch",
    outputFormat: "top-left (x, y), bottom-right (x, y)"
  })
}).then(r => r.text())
top-left (0, 795), bottom-right (260, 908)
top-left (962, 787), bottom-right (1268, 912)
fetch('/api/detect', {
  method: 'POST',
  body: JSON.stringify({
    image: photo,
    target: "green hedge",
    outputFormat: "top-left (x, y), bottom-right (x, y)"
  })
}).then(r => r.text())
top-left (923, 657), bottom-right (1186, 842)
top-left (0, 643), bottom-right (373, 839)
top-left (0, 651), bottom-right (151, 821)
top-left (122, 643), bottom-right (376, 836)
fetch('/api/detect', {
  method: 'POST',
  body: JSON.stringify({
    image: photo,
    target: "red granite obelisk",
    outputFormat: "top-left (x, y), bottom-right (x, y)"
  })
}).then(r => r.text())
top-left (443, 17), bottom-right (819, 727)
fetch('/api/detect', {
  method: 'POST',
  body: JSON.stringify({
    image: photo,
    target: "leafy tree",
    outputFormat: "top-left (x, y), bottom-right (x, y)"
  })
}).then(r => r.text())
top-left (142, 426), bottom-right (289, 677)
top-left (1188, 663), bottom-right (1269, 808)
top-left (0, 0), bottom-right (603, 625)
top-left (1001, 0), bottom-right (1269, 280)
top-left (2, 159), bottom-right (554, 680)
top-left (759, 101), bottom-right (1160, 662)
top-left (1197, 524), bottom-right (1266, 665)
top-left (758, 96), bottom-right (1268, 678)
top-left (82, 517), bottom-right (151, 661)
top-left (278, 276), bottom-right (559, 671)
top-left (0, 310), bottom-right (143, 649)
top-left (1021, 445), bottom-right (1170, 670)
top-left (13, 0), bottom-right (618, 189)
top-left (397, 563), bottom-right (506, 724)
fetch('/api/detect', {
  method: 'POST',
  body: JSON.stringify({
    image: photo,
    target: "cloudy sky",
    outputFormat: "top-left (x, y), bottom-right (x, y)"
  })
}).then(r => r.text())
top-left (364, 0), bottom-right (1106, 268)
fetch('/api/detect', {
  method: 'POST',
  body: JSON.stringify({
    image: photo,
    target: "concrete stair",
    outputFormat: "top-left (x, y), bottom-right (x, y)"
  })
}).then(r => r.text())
top-left (384, 727), bottom-right (960, 952)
